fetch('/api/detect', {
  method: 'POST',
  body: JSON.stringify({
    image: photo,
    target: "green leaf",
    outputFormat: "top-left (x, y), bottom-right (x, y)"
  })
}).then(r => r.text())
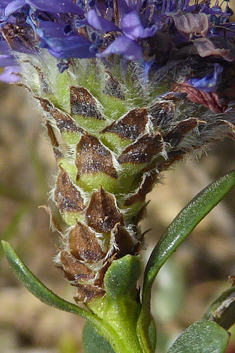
top-left (144, 170), bottom-right (235, 295)
top-left (87, 256), bottom-right (148, 353)
top-left (2, 241), bottom-right (144, 353)
top-left (101, 255), bottom-right (145, 353)
top-left (1, 240), bottom-right (93, 320)
top-left (104, 254), bottom-right (141, 298)
top-left (148, 318), bottom-right (157, 352)
top-left (167, 320), bottom-right (229, 353)
top-left (83, 321), bottom-right (115, 353)
top-left (203, 284), bottom-right (235, 330)
top-left (137, 170), bottom-right (235, 352)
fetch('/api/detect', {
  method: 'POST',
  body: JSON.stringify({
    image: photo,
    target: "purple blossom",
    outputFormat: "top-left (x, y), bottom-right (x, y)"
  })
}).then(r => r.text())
top-left (37, 21), bottom-right (95, 59)
top-left (0, 65), bottom-right (20, 82)
top-left (86, 9), bottom-right (118, 32)
top-left (4, 0), bottom-right (84, 18)
top-left (97, 35), bottom-right (143, 61)
top-left (121, 11), bottom-right (157, 40)
top-left (187, 64), bottom-right (223, 92)
top-left (0, 53), bottom-right (17, 67)
top-left (0, 0), bottom-right (234, 89)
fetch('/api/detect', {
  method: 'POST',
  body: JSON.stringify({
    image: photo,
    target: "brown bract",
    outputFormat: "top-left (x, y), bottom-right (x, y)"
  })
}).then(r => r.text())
top-left (69, 221), bottom-right (106, 261)
top-left (76, 134), bottom-right (118, 179)
top-left (118, 133), bottom-right (164, 164)
top-left (124, 171), bottom-right (159, 206)
top-left (70, 86), bottom-right (104, 119)
top-left (58, 251), bottom-right (106, 301)
top-left (103, 72), bottom-right (125, 99)
top-left (113, 224), bottom-right (138, 257)
top-left (54, 166), bottom-right (85, 213)
top-left (164, 118), bottom-right (203, 147)
top-left (101, 107), bottom-right (148, 140)
top-left (173, 82), bottom-right (227, 113)
top-left (38, 97), bottom-right (83, 133)
top-left (86, 187), bottom-right (124, 233)
top-left (148, 99), bottom-right (176, 131)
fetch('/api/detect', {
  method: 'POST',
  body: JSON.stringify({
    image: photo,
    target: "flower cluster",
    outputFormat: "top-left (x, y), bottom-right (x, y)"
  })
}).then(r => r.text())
top-left (1, 0), bottom-right (235, 302)
top-left (0, 0), bottom-right (235, 79)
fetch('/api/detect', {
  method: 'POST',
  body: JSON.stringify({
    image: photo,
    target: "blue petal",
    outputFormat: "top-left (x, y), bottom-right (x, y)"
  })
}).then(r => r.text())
top-left (0, 54), bottom-right (18, 66)
top-left (116, 0), bottom-right (130, 15)
top-left (4, 0), bottom-right (26, 17)
top-left (188, 64), bottom-right (223, 92)
top-left (37, 22), bottom-right (94, 59)
top-left (121, 11), bottom-right (156, 40)
top-left (0, 0), bottom-right (16, 9)
top-left (87, 9), bottom-right (119, 32)
top-left (0, 65), bottom-right (20, 82)
top-left (27, 0), bottom-right (84, 15)
top-left (4, 0), bottom-right (84, 16)
top-left (97, 35), bottom-right (142, 60)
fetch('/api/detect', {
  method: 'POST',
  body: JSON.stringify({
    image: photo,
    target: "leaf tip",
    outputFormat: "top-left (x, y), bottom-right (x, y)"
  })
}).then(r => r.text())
top-left (1, 240), bottom-right (10, 253)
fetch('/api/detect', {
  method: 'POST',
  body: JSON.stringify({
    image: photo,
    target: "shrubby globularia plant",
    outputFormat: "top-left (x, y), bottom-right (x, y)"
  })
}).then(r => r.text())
top-left (1, 0), bottom-right (235, 352)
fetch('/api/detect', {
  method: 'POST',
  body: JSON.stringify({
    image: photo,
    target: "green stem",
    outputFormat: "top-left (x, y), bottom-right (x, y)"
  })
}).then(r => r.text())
top-left (87, 255), bottom-right (152, 353)
top-left (88, 299), bottom-right (145, 353)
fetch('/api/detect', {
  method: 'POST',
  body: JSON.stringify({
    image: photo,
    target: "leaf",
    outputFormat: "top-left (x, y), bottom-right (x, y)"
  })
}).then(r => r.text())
top-left (148, 318), bottom-right (157, 352)
top-left (137, 170), bottom-right (235, 351)
top-left (102, 255), bottom-right (144, 353)
top-left (2, 241), bottom-right (144, 353)
top-left (144, 170), bottom-right (235, 293)
top-left (83, 321), bottom-right (115, 353)
top-left (1, 241), bottom-right (96, 320)
top-left (104, 254), bottom-right (141, 298)
top-left (203, 284), bottom-right (235, 330)
top-left (167, 320), bottom-right (229, 353)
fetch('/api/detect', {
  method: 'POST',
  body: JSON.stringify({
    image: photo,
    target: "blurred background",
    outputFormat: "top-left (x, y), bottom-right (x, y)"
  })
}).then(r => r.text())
top-left (0, 79), bottom-right (235, 353)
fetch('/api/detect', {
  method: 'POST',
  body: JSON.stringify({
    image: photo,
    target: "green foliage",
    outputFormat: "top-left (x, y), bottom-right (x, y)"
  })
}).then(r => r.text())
top-left (83, 322), bottom-right (115, 353)
top-left (104, 254), bottom-right (141, 298)
top-left (87, 255), bottom-right (145, 353)
top-left (167, 320), bottom-right (229, 353)
top-left (137, 170), bottom-right (235, 352)
top-left (1, 241), bottom-right (92, 319)
top-left (144, 170), bottom-right (235, 295)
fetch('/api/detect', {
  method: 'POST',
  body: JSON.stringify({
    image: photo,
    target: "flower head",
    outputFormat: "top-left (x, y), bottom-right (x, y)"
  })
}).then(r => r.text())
top-left (1, 0), bottom-right (235, 302)
top-left (0, 0), bottom-right (234, 63)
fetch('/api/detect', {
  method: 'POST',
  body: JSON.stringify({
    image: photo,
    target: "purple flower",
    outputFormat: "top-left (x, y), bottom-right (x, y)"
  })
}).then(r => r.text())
top-left (4, 0), bottom-right (84, 18)
top-left (121, 11), bottom-right (157, 40)
top-left (0, 65), bottom-right (20, 82)
top-left (97, 35), bottom-right (143, 61)
top-left (0, 53), bottom-right (17, 67)
top-left (0, 0), bottom-right (234, 89)
top-left (86, 9), bottom-right (118, 32)
top-left (37, 21), bottom-right (95, 59)
top-left (187, 64), bottom-right (223, 92)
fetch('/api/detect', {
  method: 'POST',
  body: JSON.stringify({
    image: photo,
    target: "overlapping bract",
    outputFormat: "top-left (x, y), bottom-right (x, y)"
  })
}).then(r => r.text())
top-left (1, 0), bottom-right (235, 301)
